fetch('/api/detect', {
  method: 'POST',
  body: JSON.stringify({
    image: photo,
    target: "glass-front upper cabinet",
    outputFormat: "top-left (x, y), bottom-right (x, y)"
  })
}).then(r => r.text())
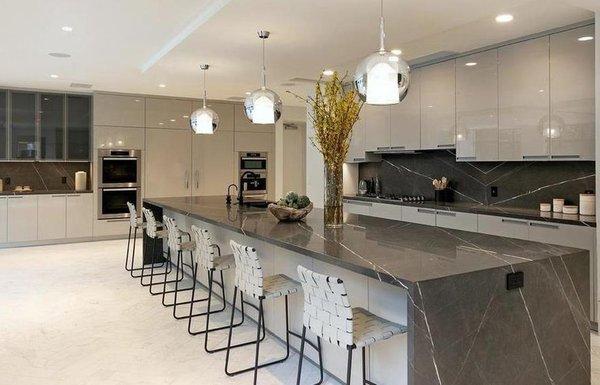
top-left (67, 95), bottom-right (91, 160)
top-left (40, 93), bottom-right (65, 159)
top-left (11, 91), bottom-right (37, 159)
top-left (0, 91), bottom-right (6, 159)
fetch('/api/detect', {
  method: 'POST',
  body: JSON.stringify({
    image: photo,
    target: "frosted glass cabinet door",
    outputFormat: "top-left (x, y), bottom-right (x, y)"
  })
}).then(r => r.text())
top-left (456, 50), bottom-right (499, 161)
top-left (550, 25), bottom-right (595, 160)
top-left (346, 113), bottom-right (367, 162)
top-left (498, 36), bottom-right (550, 160)
top-left (420, 60), bottom-right (456, 150)
top-left (363, 104), bottom-right (391, 151)
top-left (390, 68), bottom-right (420, 150)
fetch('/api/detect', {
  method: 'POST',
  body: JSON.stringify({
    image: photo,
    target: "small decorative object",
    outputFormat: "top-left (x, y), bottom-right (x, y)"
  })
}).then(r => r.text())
top-left (433, 177), bottom-right (449, 203)
top-left (268, 191), bottom-right (313, 222)
top-left (293, 72), bottom-right (362, 227)
top-left (539, 203), bottom-right (551, 212)
top-left (579, 191), bottom-right (595, 216)
top-left (562, 205), bottom-right (579, 215)
top-left (190, 64), bottom-right (219, 134)
top-left (553, 198), bottom-right (564, 213)
top-left (75, 171), bottom-right (87, 192)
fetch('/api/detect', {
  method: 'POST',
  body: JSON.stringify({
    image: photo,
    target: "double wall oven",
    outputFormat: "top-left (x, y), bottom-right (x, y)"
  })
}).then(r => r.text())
top-left (239, 152), bottom-right (268, 199)
top-left (98, 149), bottom-right (142, 219)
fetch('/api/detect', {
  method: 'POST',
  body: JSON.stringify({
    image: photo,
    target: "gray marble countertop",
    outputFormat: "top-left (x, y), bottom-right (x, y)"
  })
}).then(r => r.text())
top-left (344, 195), bottom-right (596, 227)
top-left (145, 196), bottom-right (586, 287)
top-left (0, 189), bottom-right (93, 196)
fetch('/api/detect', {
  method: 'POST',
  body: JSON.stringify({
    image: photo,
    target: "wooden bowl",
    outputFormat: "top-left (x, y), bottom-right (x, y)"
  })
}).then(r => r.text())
top-left (268, 202), bottom-right (313, 222)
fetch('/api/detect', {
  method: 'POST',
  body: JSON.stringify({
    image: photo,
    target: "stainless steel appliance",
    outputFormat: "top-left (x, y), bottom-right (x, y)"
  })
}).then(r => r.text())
top-left (97, 149), bottom-right (142, 219)
top-left (239, 152), bottom-right (268, 198)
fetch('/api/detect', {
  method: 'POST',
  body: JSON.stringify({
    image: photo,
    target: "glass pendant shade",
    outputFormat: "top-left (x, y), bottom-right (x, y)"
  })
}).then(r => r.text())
top-left (190, 106), bottom-right (219, 134)
top-left (244, 88), bottom-right (282, 124)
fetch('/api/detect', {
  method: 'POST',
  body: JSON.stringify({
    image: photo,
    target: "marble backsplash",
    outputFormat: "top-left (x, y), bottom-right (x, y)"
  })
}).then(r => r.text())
top-left (0, 162), bottom-right (91, 192)
top-left (359, 150), bottom-right (595, 209)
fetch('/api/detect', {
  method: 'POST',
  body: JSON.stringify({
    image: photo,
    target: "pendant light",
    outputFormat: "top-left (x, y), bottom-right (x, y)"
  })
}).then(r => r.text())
top-left (354, 0), bottom-right (410, 105)
top-left (190, 64), bottom-right (220, 134)
top-left (244, 30), bottom-right (282, 124)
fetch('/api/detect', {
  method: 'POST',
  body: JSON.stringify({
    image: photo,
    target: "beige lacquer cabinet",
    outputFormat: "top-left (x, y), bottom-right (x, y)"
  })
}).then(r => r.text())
top-left (364, 104), bottom-right (391, 151)
top-left (346, 111), bottom-right (367, 162)
top-left (420, 60), bottom-right (456, 150)
top-left (499, 36), bottom-right (550, 160)
top-left (550, 25), bottom-right (595, 160)
top-left (145, 128), bottom-right (192, 198)
top-left (456, 49), bottom-right (499, 161)
top-left (145, 97), bottom-right (192, 130)
top-left (390, 68), bottom-right (421, 150)
top-left (0, 197), bottom-right (6, 243)
top-left (93, 93), bottom-right (145, 127)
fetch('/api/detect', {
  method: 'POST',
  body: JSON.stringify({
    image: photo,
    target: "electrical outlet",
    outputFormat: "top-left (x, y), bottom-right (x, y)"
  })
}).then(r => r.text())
top-left (61, 176), bottom-right (67, 184)
top-left (506, 271), bottom-right (524, 290)
top-left (490, 186), bottom-right (498, 197)
top-left (4, 177), bottom-right (10, 185)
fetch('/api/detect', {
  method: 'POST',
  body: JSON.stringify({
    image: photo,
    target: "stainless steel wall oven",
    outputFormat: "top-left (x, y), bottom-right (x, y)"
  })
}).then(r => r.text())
top-left (97, 149), bottom-right (141, 219)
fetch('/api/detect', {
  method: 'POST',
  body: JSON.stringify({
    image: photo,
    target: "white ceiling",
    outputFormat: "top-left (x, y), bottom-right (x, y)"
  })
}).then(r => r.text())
top-left (0, 0), bottom-right (593, 106)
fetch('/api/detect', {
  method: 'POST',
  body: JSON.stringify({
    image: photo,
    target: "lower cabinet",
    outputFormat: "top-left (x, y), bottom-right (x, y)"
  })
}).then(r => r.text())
top-left (370, 202), bottom-right (402, 220)
top-left (93, 218), bottom-right (130, 237)
top-left (0, 197), bottom-right (7, 243)
top-left (66, 194), bottom-right (93, 238)
top-left (401, 206), bottom-right (436, 226)
top-left (435, 210), bottom-right (478, 232)
top-left (343, 199), bottom-right (372, 215)
top-left (38, 195), bottom-right (67, 240)
top-left (7, 195), bottom-right (38, 242)
top-left (477, 215), bottom-right (529, 240)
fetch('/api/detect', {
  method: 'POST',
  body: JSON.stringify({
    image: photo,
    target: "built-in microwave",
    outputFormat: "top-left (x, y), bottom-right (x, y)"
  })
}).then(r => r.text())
top-left (240, 152), bottom-right (267, 171)
top-left (98, 149), bottom-right (141, 187)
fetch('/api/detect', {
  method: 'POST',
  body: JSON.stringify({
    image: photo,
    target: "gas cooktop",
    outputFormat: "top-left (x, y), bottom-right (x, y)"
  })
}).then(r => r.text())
top-left (358, 194), bottom-right (427, 203)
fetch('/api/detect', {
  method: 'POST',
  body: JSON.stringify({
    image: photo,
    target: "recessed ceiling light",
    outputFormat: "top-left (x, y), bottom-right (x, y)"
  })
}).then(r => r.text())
top-left (495, 14), bottom-right (514, 23)
top-left (578, 36), bottom-right (594, 42)
top-left (170, 119), bottom-right (176, 122)
top-left (182, 115), bottom-right (189, 118)
top-left (322, 69), bottom-right (334, 76)
top-left (245, 91), bottom-right (251, 95)
top-left (50, 74), bottom-right (59, 79)
top-left (158, 84), bottom-right (166, 88)
top-left (48, 52), bottom-right (71, 58)
top-left (391, 49), bottom-right (402, 55)
top-left (465, 62), bottom-right (477, 66)
top-left (61, 26), bottom-right (73, 32)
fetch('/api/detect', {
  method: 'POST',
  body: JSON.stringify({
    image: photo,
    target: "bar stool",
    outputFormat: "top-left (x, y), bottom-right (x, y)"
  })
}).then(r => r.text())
top-left (139, 207), bottom-right (177, 293)
top-left (296, 265), bottom-right (407, 385)
top-left (224, 240), bottom-right (302, 385)
top-left (124, 202), bottom-right (155, 277)
top-left (187, 225), bottom-right (246, 352)
top-left (162, 215), bottom-right (209, 317)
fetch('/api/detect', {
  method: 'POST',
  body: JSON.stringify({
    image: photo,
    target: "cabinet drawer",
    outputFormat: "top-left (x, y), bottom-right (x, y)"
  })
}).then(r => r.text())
top-left (343, 200), bottom-right (372, 215)
top-left (402, 206), bottom-right (436, 226)
top-left (435, 210), bottom-right (477, 232)
top-left (93, 218), bottom-right (130, 237)
top-left (370, 202), bottom-right (402, 221)
top-left (7, 195), bottom-right (38, 242)
top-left (476, 214), bottom-right (529, 240)
top-left (527, 220), bottom-right (594, 250)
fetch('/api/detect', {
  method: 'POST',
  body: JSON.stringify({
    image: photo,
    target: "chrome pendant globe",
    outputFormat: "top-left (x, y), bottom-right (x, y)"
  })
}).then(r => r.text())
top-left (355, 0), bottom-right (410, 105)
top-left (244, 30), bottom-right (281, 124)
top-left (244, 87), bottom-right (282, 124)
top-left (190, 64), bottom-right (219, 134)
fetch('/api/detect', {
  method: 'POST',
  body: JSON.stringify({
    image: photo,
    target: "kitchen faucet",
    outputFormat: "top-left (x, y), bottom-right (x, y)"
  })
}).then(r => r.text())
top-left (226, 183), bottom-right (238, 206)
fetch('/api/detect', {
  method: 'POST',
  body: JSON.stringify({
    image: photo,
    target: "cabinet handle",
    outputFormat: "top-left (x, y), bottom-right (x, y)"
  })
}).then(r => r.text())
top-left (8, 196), bottom-right (23, 199)
top-left (343, 200), bottom-right (372, 206)
top-left (550, 155), bottom-right (580, 160)
top-left (107, 219), bottom-right (129, 223)
top-left (376, 146), bottom-right (391, 150)
top-left (436, 210), bottom-right (456, 217)
top-left (67, 194), bottom-right (80, 197)
top-left (184, 170), bottom-right (189, 189)
top-left (417, 208), bottom-right (436, 214)
top-left (522, 155), bottom-right (549, 160)
top-left (529, 222), bottom-right (559, 229)
top-left (195, 170), bottom-right (199, 189)
top-left (456, 156), bottom-right (476, 161)
top-left (353, 157), bottom-right (365, 162)
top-left (390, 146), bottom-right (405, 150)
top-left (52, 194), bottom-right (67, 197)
top-left (501, 218), bottom-right (528, 225)
top-left (437, 144), bottom-right (454, 148)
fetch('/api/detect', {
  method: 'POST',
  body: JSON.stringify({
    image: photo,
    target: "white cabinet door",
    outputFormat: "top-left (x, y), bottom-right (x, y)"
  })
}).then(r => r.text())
top-left (7, 195), bottom-right (38, 242)
top-left (346, 113), bottom-right (367, 162)
top-left (498, 37), bottom-right (550, 160)
top-left (550, 25), bottom-right (595, 160)
top-left (435, 210), bottom-right (478, 232)
top-left (146, 98), bottom-right (192, 129)
top-left (343, 200), bottom-right (372, 215)
top-left (390, 68), bottom-right (420, 150)
top-left (370, 202), bottom-right (402, 221)
top-left (401, 206), bottom-right (436, 226)
top-left (66, 194), bottom-right (93, 238)
top-left (476, 214), bottom-right (529, 240)
top-left (145, 129), bottom-right (192, 198)
top-left (0, 197), bottom-right (7, 243)
top-left (456, 50), bottom-right (499, 161)
top-left (192, 130), bottom-right (236, 196)
top-left (93, 94), bottom-right (144, 127)
top-left (420, 60), bottom-right (456, 150)
top-left (363, 104), bottom-right (391, 152)
top-left (37, 194), bottom-right (66, 240)
top-left (234, 104), bottom-right (274, 133)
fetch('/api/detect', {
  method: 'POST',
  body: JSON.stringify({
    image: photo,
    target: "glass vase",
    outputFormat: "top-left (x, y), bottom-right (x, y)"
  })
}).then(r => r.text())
top-left (324, 163), bottom-right (344, 228)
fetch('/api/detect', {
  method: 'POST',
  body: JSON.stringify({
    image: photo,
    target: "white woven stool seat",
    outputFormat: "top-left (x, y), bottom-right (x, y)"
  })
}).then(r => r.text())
top-left (263, 274), bottom-right (300, 299)
top-left (351, 307), bottom-right (407, 347)
top-left (213, 253), bottom-right (235, 271)
top-left (180, 240), bottom-right (196, 251)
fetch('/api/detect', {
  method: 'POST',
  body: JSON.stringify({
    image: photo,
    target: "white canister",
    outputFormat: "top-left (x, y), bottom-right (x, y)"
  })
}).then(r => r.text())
top-left (579, 193), bottom-right (595, 216)
top-left (75, 171), bottom-right (87, 192)
top-left (539, 203), bottom-right (551, 212)
top-left (553, 198), bottom-right (564, 213)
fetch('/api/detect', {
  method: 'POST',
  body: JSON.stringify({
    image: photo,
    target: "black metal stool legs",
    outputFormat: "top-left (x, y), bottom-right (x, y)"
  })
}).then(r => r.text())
top-left (296, 326), bottom-right (324, 385)
top-left (139, 236), bottom-right (170, 287)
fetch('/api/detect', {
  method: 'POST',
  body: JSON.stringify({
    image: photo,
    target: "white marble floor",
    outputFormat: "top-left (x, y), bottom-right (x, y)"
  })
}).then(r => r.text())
top-left (0, 239), bottom-right (598, 385)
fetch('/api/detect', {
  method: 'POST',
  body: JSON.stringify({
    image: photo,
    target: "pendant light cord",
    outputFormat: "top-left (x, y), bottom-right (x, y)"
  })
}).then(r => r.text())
top-left (202, 68), bottom-right (207, 108)
top-left (261, 37), bottom-right (267, 89)
top-left (379, 0), bottom-right (385, 53)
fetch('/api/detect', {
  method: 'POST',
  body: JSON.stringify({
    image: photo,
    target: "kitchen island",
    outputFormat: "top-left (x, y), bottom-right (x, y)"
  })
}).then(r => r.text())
top-left (144, 196), bottom-right (591, 385)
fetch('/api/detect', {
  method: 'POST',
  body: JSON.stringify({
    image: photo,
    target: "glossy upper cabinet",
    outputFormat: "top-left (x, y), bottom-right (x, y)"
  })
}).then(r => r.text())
top-left (346, 112), bottom-right (367, 162)
top-left (499, 36), bottom-right (550, 160)
top-left (550, 25), bottom-right (595, 160)
top-left (364, 104), bottom-right (391, 151)
top-left (94, 93), bottom-right (144, 127)
top-left (390, 68), bottom-right (421, 150)
top-left (145, 129), bottom-right (191, 198)
top-left (146, 98), bottom-right (192, 129)
top-left (67, 95), bottom-right (91, 160)
top-left (0, 91), bottom-right (6, 159)
top-left (234, 104), bottom-right (274, 133)
top-left (456, 50), bottom-right (499, 161)
top-left (420, 60), bottom-right (455, 150)
top-left (11, 92), bottom-right (37, 159)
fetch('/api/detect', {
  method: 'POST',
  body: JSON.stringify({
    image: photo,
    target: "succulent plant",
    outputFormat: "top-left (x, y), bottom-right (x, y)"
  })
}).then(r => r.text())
top-left (285, 191), bottom-right (299, 204)
top-left (297, 195), bottom-right (311, 209)
top-left (277, 191), bottom-right (311, 209)
top-left (277, 199), bottom-right (288, 207)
